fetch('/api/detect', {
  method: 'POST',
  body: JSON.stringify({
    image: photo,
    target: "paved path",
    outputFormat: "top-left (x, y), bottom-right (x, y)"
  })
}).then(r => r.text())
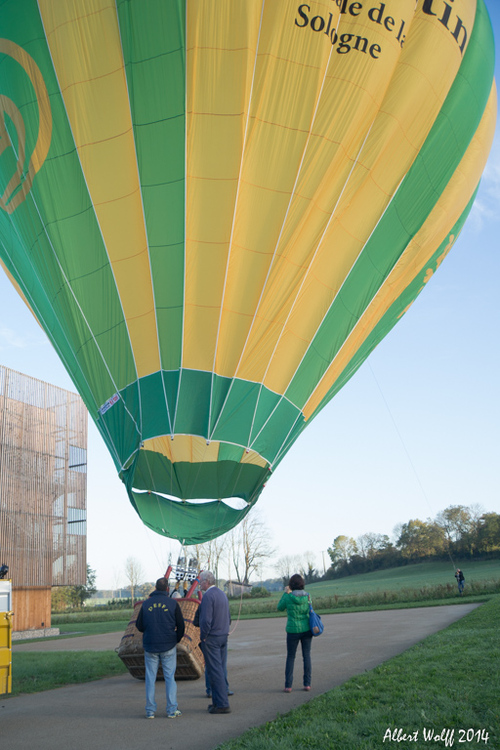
top-left (2, 604), bottom-right (478, 750)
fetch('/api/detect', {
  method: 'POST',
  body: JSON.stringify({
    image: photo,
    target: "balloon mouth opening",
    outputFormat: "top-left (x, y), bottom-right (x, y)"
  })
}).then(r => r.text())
top-left (130, 487), bottom-right (249, 511)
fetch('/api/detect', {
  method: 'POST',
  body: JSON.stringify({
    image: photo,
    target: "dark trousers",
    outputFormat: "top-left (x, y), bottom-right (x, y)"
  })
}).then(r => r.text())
top-left (201, 635), bottom-right (229, 708)
top-left (285, 631), bottom-right (312, 688)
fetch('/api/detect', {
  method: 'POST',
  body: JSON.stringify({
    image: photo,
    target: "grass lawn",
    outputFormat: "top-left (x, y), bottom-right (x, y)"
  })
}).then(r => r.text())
top-left (9, 651), bottom-right (128, 696)
top-left (15, 619), bottom-right (131, 645)
top-left (57, 620), bottom-right (130, 636)
top-left (216, 594), bottom-right (500, 750)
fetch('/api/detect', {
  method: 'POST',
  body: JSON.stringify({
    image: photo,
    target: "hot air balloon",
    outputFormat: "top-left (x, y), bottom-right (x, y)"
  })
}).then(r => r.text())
top-left (0, 0), bottom-right (496, 543)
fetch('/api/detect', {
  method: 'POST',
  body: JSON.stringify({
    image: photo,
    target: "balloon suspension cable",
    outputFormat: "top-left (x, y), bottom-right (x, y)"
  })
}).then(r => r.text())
top-left (368, 362), bottom-right (459, 573)
top-left (229, 582), bottom-right (245, 636)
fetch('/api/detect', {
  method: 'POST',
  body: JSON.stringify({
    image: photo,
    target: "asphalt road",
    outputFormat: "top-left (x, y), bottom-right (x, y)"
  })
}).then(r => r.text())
top-left (3, 604), bottom-right (478, 750)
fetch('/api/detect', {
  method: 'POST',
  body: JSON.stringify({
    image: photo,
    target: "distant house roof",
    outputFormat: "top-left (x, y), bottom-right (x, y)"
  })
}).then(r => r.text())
top-left (224, 580), bottom-right (253, 595)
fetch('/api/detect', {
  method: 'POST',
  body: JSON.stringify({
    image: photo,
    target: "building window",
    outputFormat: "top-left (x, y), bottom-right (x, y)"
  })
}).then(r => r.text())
top-left (68, 445), bottom-right (87, 473)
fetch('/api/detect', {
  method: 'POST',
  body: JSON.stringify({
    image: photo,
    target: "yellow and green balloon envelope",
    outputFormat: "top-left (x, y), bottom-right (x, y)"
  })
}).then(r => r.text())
top-left (0, 0), bottom-right (496, 543)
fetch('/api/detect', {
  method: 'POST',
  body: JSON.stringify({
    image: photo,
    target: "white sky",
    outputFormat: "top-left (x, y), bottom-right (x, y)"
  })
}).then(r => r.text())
top-left (1, 2), bottom-right (499, 589)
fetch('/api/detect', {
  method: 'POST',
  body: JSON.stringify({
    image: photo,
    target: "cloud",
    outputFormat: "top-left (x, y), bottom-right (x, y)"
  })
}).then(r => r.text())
top-left (0, 325), bottom-right (47, 351)
top-left (0, 326), bottom-right (29, 349)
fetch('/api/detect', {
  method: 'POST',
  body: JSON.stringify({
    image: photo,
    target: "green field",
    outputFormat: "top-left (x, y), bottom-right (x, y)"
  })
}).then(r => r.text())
top-left (229, 560), bottom-right (500, 618)
top-left (46, 559), bottom-right (500, 627)
top-left (306, 559), bottom-right (500, 596)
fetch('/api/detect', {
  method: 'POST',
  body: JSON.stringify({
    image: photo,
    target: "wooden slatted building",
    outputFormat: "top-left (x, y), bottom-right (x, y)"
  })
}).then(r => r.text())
top-left (0, 365), bottom-right (87, 631)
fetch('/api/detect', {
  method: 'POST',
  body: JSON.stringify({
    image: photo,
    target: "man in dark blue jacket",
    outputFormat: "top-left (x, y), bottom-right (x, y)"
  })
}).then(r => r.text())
top-left (199, 570), bottom-right (231, 714)
top-left (136, 577), bottom-right (185, 718)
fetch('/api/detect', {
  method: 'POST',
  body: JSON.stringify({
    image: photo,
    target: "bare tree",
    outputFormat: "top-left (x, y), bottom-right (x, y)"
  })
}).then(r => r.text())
top-left (209, 535), bottom-right (227, 584)
top-left (170, 542), bottom-right (231, 593)
top-left (275, 554), bottom-right (302, 585)
top-left (189, 536), bottom-right (227, 584)
top-left (182, 544), bottom-right (203, 571)
top-left (112, 566), bottom-right (123, 599)
top-left (124, 556), bottom-right (145, 606)
top-left (230, 512), bottom-right (276, 584)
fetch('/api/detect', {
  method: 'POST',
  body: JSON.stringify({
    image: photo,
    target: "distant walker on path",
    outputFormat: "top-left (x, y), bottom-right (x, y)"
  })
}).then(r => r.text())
top-left (455, 568), bottom-right (465, 595)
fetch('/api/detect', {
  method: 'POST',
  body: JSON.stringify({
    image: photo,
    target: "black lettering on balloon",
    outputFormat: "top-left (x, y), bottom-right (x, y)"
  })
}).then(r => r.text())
top-left (422, 0), bottom-right (468, 55)
top-left (295, 4), bottom-right (310, 28)
top-left (311, 15), bottom-right (326, 31)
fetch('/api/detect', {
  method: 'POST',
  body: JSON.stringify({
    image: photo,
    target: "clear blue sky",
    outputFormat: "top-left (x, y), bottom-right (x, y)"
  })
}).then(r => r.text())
top-left (1, 4), bottom-right (499, 589)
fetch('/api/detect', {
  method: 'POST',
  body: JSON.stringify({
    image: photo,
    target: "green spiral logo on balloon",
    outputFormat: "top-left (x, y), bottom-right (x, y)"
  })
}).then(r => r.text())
top-left (0, 39), bottom-right (52, 214)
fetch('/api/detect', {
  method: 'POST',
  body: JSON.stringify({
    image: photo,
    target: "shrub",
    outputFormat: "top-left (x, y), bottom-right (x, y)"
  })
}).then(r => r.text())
top-left (250, 586), bottom-right (271, 598)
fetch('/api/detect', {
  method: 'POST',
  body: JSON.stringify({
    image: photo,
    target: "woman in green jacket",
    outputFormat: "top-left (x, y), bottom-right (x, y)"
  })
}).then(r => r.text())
top-left (277, 573), bottom-right (312, 692)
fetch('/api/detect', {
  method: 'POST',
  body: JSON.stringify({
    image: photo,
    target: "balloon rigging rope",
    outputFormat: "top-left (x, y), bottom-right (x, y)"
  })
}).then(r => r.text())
top-left (0, 193), bottom-right (104, 418)
top-left (368, 361), bottom-right (457, 571)
top-left (271, 411), bottom-right (304, 467)
top-left (19, 185), bottom-right (142, 468)
top-left (114, 2), bottom-right (165, 437)
top-left (244, 17), bottom-right (380, 455)
top-left (234, 109), bottom-right (380, 470)
top-left (171, 366), bottom-right (184, 438)
top-left (159, 370), bottom-right (174, 440)
top-left (229, 584), bottom-right (245, 635)
top-left (29, 36), bottom-right (143, 441)
top-left (207, 0), bottom-right (266, 442)
top-left (208, 13), bottom-right (345, 448)
top-left (209, 20), bottom-right (340, 448)
top-left (178, 0), bottom-right (189, 417)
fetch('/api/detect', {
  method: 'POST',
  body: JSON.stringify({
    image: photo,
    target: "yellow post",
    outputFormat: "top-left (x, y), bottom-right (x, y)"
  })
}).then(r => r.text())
top-left (0, 580), bottom-right (13, 694)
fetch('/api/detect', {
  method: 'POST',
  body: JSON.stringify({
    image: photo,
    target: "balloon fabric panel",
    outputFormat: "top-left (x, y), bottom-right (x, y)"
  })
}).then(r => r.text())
top-left (0, 0), bottom-right (495, 543)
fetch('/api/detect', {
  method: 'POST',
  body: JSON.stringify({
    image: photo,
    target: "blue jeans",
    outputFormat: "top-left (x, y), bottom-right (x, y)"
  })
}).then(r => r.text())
top-left (201, 635), bottom-right (229, 708)
top-left (285, 631), bottom-right (312, 689)
top-left (144, 647), bottom-right (177, 716)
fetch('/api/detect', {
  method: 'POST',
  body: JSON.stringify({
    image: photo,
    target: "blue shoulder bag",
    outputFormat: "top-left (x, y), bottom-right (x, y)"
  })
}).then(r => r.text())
top-left (308, 594), bottom-right (324, 636)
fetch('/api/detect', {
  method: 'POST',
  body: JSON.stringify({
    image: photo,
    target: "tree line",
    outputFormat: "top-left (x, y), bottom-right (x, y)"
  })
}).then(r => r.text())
top-left (326, 505), bottom-right (500, 578)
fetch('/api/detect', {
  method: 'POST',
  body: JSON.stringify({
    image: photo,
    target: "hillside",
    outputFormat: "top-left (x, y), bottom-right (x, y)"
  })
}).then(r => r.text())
top-left (306, 559), bottom-right (500, 597)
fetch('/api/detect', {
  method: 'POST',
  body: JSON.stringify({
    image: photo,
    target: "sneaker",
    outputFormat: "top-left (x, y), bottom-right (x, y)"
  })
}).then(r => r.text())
top-left (303, 686), bottom-right (311, 691)
top-left (146, 714), bottom-right (155, 719)
top-left (208, 706), bottom-right (231, 714)
top-left (284, 688), bottom-right (292, 693)
top-left (167, 710), bottom-right (182, 719)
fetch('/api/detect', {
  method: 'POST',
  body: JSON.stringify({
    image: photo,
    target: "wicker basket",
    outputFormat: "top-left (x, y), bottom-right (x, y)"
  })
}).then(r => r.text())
top-left (117, 598), bottom-right (204, 681)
